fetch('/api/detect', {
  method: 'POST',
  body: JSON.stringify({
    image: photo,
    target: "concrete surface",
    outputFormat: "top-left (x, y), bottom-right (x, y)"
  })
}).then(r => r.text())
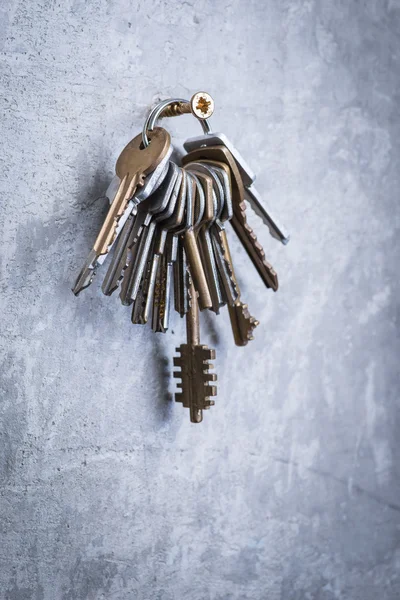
top-left (1, 1), bottom-right (400, 598)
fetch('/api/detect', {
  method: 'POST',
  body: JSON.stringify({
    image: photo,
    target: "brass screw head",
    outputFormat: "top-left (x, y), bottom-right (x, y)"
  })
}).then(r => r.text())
top-left (190, 92), bottom-right (214, 120)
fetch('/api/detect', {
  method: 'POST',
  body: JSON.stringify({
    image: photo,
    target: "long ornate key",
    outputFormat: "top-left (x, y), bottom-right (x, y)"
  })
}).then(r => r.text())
top-left (173, 278), bottom-right (217, 423)
top-left (72, 128), bottom-right (171, 295)
top-left (184, 132), bottom-right (290, 244)
top-left (182, 146), bottom-right (279, 291)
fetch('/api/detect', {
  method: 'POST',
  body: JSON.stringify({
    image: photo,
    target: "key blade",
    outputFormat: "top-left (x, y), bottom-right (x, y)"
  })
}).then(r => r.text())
top-left (245, 185), bottom-right (290, 245)
top-left (72, 249), bottom-right (98, 295)
top-left (231, 203), bottom-right (279, 292)
top-left (228, 301), bottom-right (259, 346)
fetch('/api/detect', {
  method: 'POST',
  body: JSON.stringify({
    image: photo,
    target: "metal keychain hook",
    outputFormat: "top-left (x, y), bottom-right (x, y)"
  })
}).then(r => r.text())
top-left (142, 92), bottom-right (214, 148)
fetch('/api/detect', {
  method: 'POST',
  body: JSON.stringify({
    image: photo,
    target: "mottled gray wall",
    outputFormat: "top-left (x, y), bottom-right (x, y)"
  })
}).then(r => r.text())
top-left (0, 0), bottom-right (399, 598)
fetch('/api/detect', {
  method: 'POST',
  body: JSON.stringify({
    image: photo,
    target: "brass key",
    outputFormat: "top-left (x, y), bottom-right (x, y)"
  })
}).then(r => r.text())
top-left (219, 228), bottom-right (259, 346)
top-left (181, 174), bottom-right (212, 310)
top-left (72, 128), bottom-right (171, 295)
top-left (173, 278), bottom-right (217, 423)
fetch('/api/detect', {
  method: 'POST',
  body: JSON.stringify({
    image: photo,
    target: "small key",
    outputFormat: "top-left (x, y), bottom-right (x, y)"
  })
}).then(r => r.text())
top-left (72, 127), bottom-right (171, 295)
top-left (184, 132), bottom-right (290, 244)
top-left (173, 277), bottom-right (217, 423)
top-left (182, 146), bottom-right (279, 291)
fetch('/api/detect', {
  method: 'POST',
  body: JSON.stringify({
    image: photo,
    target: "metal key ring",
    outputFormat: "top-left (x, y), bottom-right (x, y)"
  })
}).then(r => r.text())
top-left (142, 97), bottom-right (212, 148)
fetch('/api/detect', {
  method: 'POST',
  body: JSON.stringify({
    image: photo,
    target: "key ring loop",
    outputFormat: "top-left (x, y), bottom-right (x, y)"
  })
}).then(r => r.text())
top-left (142, 97), bottom-right (212, 148)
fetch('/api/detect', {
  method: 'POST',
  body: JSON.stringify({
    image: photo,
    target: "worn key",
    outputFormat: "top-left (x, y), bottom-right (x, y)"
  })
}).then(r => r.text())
top-left (182, 146), bottom-right (279, 291)
top-left (181, 174), bottom-right (212, 311)
top-left (142, 167), bottom-right (183, 326)
top-left (184, 167), bottom-right (223, 314)
top-left (184, 132), bottom-right (290, 244)
top-left (119, 161), bottom-right (179, 306)
top-left (72, 127), bottom-right (171, 295)
top-left (101, 149), bottom-right (172, 296)
top-left (152, 169), bottom-right (187, 331)
top-left (173, 277), bottom-right (217, 423)
top-left (187, 161), bottom-right (238, 305)
top-left (219, 228), bottom-right (259, 346)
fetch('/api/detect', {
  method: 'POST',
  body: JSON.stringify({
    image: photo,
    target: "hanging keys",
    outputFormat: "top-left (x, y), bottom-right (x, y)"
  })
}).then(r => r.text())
top-left (72, 92), bottom-right (289, 423)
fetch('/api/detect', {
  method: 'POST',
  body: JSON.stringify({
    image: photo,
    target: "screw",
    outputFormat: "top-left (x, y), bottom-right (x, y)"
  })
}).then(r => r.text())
top-left (190, 92), bottom-right (214, 120)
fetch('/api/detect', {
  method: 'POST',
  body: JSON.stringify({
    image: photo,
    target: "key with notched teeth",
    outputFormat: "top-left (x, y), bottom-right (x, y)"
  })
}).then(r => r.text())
top-left (181, 173), bottom-right (212, 311)
top-left (101, 149), bottom-right (172, 296)
top-left (119, 161), bottom-right (180, 306)
top-left (184, 167), bottom-right (223, 314)
top-left (143, 167), bottom-right (184, 327)
top-left (152, 168), bottom-right (187, 332)
top-left (173, 277), bottom-right (217, 423)
top-left (184, 160), bottom-right (238, 306)
top-left (184, 132), bottom-right (290, 245)
top-left (218, 226), bottom-right (259, 346)
top-left (182, 146), bottom-right (279, 292)
top-left (72, 128), bottom-right (171, 295)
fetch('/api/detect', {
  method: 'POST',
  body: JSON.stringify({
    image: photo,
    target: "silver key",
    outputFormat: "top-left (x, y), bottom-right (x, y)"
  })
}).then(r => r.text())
top-left (184, 132), bottom-right (290, 244)
top-left (129, 162), bottom-right (180, 305)
top-left (143, 167), bottom-right (183, 326)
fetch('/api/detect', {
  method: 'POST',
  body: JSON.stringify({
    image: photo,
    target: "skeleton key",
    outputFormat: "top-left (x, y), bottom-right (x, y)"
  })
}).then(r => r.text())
top-left (182, 146), bottom-right (279, 291)
top-left (101, 149), bottom-right (172, 296)
top-left (173, 277), bottom-right (217, 423)
top-left (184, 132), bottom-right (290, 244)
top-left (72, 128), bottom-right (171, 295)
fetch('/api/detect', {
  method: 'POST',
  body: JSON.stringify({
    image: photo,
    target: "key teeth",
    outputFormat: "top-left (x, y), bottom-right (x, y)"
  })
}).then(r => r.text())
top-left (204, 385), bottom-right (217, 397)
top-left (234, 201), bottom-right (279, 291)
top-left (203, 373), bottom-right (217, 382)
top-left (198, 346), bottom-right (216, 361)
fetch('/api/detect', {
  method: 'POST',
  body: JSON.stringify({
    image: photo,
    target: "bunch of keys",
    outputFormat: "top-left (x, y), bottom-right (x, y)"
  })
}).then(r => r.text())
top-left (72, 92), bottom-right (290, 423)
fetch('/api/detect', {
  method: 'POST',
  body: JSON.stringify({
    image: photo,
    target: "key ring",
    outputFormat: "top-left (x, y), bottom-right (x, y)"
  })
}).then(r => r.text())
top-left (142, 92), bottom-right (214, 148)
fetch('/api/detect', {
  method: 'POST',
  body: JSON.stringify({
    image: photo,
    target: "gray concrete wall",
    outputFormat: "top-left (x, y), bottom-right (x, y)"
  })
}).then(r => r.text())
top-left (1, 1), bottom-right (399, 598)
